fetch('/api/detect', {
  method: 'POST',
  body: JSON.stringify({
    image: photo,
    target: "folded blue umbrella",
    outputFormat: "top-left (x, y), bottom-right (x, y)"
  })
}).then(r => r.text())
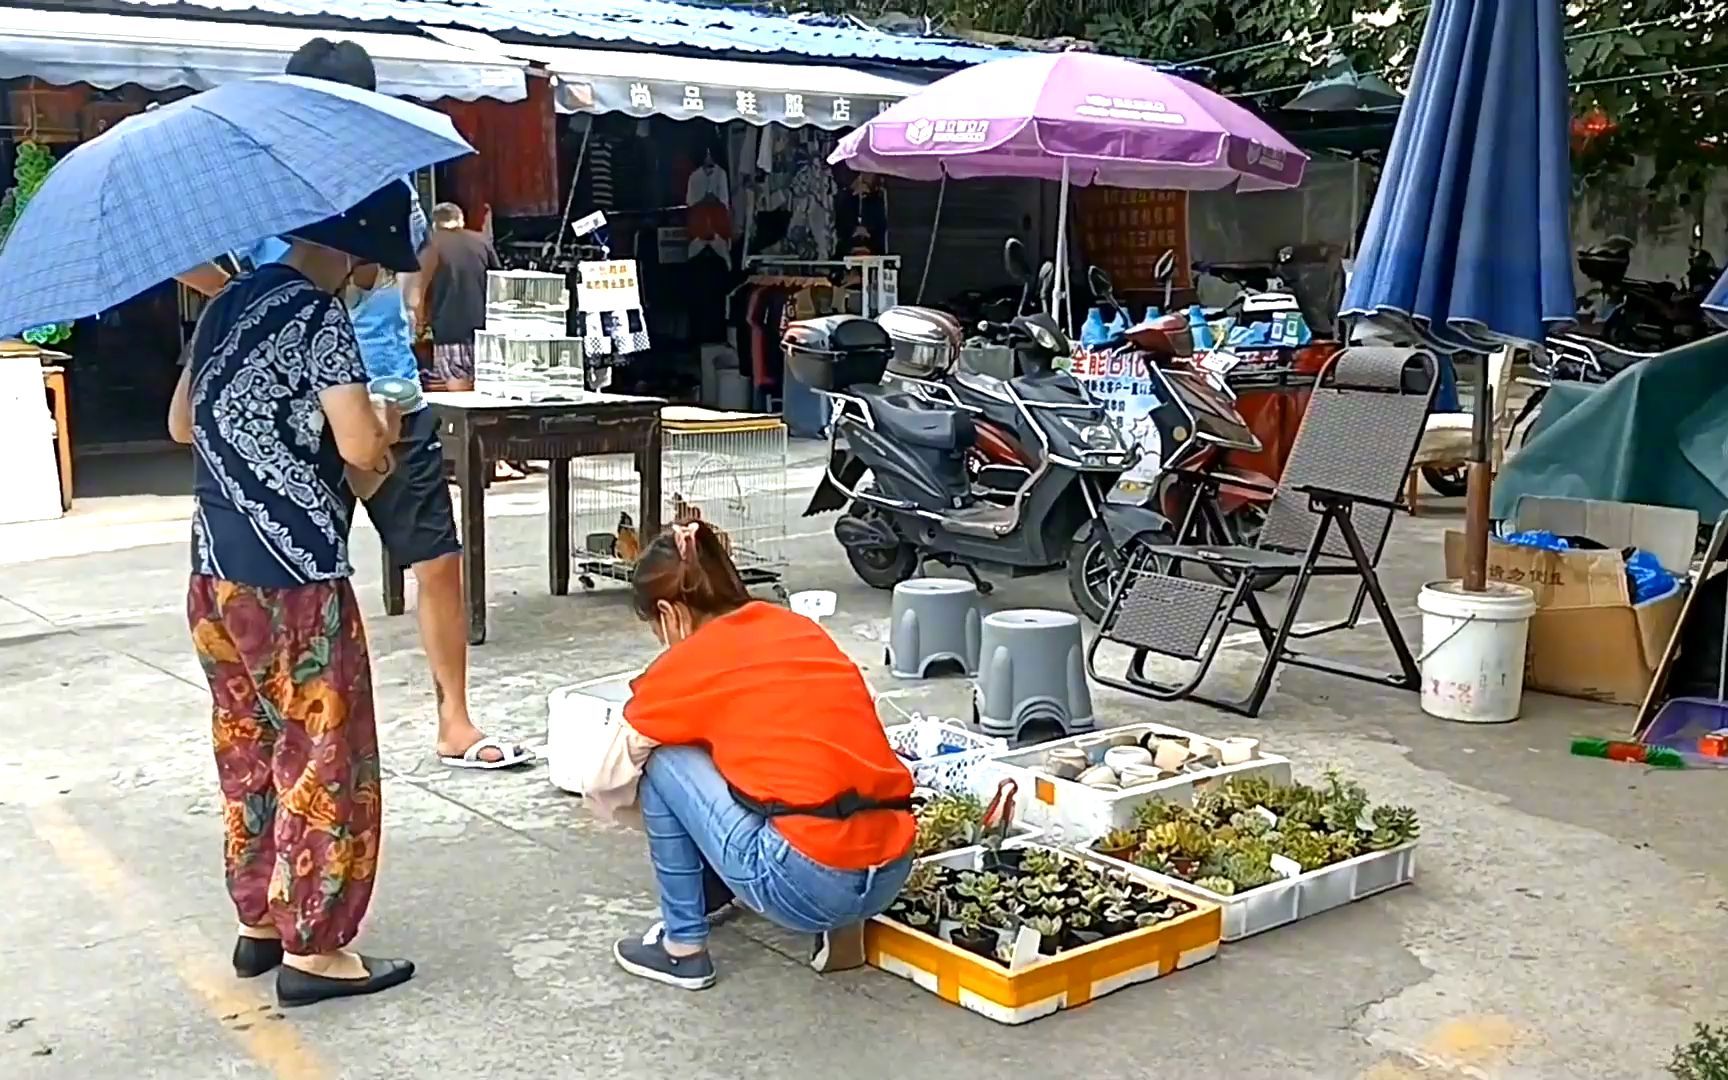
top-left (1342, 0), bottom-right (1575, 353)
top-left (0, 75), bottom-right (473, 338)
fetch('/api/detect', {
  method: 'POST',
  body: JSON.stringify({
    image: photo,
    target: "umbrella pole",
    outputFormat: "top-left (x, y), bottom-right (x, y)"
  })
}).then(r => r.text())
top-left (916, 174), bottom-right (947, 304)
top-left (1055, 159), bottom-right (1071, 333)
top-left (1463, 347), bottom-right (1496, 592)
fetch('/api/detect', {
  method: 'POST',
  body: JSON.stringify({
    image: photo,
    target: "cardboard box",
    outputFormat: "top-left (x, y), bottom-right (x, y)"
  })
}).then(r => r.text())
top-left (1445, 497), bottom-right (1696, 706)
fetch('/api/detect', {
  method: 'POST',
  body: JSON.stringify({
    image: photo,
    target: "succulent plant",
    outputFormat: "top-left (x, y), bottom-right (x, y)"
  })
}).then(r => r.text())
top-left (1019, 847), bottom-right (1064, 876)
top-left (1276, 823), bottom-right (1338, 872)
top-left (1319, 769), bottom-right (1371, 833)
top-left (1194, 875), bottom-right (1238, 896)
top-left (955, 870), bottom-right (1005, 905)
top-left (1097, 826), bottom-right (1142, 853)
top-left (1367, 805), bottom-right (1420, 850)
top-left (1130, 847), bottom-right (1173, 874)
top-left (955, 902), bottom-right (987, 933)
top-left (1130, 798), bottom-right (1191, 831)
top-left (913, 792), bottom-right (986, 857)
top-left (1214, 845), bottom-right (1282, 890)
top-left (1147, 820), bottom-right (1215, 861)
top-left (1026, 913), bottom-right (1063, 939)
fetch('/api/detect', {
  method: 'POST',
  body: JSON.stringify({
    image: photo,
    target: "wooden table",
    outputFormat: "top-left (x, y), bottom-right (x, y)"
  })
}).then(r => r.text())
top-left (40, 365), bottom-right (72, 511)
top-left (381, 391), bottom-right (666, 645)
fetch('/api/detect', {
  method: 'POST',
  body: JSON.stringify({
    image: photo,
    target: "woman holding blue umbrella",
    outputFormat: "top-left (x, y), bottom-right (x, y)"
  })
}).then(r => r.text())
top-left (169, 180), bottom-right (421, 1007)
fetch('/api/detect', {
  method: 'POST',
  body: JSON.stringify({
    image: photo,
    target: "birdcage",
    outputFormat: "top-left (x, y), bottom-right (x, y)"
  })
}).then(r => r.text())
top-left (475, 271), bottom-right (588, 401)
top-left (574, 407), bottom-right (790, 595)
top-left (473, 331), bottom-right (589, 402)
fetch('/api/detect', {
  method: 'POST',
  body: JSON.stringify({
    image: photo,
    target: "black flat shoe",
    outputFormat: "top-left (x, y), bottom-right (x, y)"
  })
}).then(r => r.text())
top-left (233, 936), bottom-right (284, 979)
top-left (276, 956), bottom-right (416, 1008)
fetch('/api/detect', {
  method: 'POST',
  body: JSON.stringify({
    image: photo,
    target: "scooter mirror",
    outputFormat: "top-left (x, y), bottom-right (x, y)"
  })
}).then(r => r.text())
top-left (1087, 265), bottom-right (1114, 301)
top-left (1002, 238), bottom-right (1031, 283)
top-left (1036, 261), bottom-right (1056, 314)
top-left (1153, 249), bottom-right (1176, 282)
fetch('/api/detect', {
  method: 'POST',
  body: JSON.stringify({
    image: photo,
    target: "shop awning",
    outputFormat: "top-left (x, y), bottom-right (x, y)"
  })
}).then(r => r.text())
top-left (424, 28), bottom-right (930, 129)
top-left (0, 8), bottom-right (528, 103)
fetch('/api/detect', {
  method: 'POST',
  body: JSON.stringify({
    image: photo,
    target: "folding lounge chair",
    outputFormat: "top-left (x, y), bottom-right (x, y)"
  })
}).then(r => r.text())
top-left (1085, 346), bottom-right (1439, 718)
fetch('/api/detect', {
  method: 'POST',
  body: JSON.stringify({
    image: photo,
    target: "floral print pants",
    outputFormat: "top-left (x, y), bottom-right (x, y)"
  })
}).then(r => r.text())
top-left (187, 575), bottom-right (382, 956)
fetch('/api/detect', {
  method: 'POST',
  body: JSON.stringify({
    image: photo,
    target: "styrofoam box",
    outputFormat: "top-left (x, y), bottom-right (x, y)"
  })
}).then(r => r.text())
top-left (885, 716), bottom-right (1009, 792)
top-left (865, 840), bottom-right (1221, 1025)
top-left (546, 671), bottom-right (639, 794)
top-left (1089, 842), bottom-right (1417, 942)
top-left (979, 722), bottom-right (1293, 842)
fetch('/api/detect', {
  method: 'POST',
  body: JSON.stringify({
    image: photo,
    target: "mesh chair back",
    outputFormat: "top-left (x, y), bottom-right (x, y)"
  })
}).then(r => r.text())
top-left (1258, 346), bottom-right (1439, 561)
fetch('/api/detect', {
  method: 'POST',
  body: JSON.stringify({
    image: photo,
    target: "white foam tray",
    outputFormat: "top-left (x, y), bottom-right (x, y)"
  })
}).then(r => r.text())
top-left (1088, 842), bottom-right (1417, 941)
top-left (979, 722), bottom-right (1293, 842)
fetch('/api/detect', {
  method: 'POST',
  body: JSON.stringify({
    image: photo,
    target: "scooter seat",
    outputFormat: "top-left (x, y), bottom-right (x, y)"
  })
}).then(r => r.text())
top-left (853, 385), bottom-right (976, 451)
top-left (1011, 369), bottom-right (1088, 404)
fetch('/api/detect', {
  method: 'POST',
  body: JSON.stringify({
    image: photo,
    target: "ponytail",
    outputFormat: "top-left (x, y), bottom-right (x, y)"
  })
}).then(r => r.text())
top-left (631, 520), bottom-right (751, 621)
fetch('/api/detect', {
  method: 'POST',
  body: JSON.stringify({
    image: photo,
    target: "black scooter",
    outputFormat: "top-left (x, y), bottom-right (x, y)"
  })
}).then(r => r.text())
top-left (784, 245), bottom-right (1170, 621)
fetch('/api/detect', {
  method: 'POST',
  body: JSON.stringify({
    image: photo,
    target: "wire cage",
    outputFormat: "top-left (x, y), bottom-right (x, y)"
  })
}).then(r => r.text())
top-left (573, 408), bottom-right (791, 594)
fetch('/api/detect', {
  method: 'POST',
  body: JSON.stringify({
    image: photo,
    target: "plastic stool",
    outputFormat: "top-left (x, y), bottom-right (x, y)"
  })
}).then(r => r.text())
top-left (888, 578), bottom-right (982, 678)
top-left (974, 608), bottom-right (1095, 742)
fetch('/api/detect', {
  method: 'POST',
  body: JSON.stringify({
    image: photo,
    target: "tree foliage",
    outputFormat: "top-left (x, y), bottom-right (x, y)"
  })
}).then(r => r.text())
top-left (806, 0), bottom-right (1728, 205)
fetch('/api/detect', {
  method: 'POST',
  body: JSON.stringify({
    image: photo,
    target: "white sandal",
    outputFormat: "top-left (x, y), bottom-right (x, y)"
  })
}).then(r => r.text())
top-left (440, 736), bottom-right (535, 771)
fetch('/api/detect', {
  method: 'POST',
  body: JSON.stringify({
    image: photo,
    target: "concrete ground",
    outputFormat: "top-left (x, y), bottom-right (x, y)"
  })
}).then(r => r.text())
top-left (2, 446), bottom-right (1723, 1080)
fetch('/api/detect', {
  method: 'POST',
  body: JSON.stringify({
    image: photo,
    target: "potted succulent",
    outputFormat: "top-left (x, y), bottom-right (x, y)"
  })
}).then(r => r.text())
top-left (913, 792), bottom-right (987, 858)
top-left (949, 902), bottom-right (997, 958)
top-left (880, 846), bottom-right (1198, 967)
top-left (1092, 770), bottom-right (1421, 898)
top-left (1095, 827), bottom-right (1140, 862)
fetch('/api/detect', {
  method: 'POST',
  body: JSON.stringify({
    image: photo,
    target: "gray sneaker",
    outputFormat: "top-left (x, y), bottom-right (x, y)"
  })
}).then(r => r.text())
top-left (613, 924), bottom-right (717, 991)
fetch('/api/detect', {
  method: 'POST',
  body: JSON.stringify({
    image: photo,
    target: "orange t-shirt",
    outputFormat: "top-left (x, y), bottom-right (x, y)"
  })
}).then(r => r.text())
top-left (623, 602), bottom-right (915, 871)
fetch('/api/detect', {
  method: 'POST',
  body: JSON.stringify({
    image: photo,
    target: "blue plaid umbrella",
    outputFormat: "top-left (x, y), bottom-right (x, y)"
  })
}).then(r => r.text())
top-left (1707, 265), bottom-right (1728, 330)
top-left (1342, 0), bottom-right (1575, 353)
top-left (0, 75), bottom-right (472, 338)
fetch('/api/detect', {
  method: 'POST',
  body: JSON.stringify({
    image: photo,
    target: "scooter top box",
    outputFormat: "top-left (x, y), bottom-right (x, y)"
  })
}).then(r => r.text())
top-left (783, 316), bottom-right (893, 391)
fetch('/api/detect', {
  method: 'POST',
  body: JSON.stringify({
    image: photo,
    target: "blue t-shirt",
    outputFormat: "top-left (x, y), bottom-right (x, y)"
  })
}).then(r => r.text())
top-left (189, 264), bottom-right (369, 587)
top-left (244, 180), bottom-right (428, 386)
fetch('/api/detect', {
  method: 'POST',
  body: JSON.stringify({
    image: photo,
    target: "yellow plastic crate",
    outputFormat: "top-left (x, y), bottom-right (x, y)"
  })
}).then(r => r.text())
top-left (864, 851), bottom-right (1222, 1024)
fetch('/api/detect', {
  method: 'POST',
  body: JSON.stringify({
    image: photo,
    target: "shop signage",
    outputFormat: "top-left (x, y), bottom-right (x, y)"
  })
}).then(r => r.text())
top-left (553, 76), bottom-right (896, 130)
top-left (1070, 346), bottom-right (1166, 484)
top-left (1077, 187), bottom-right (1191, 296)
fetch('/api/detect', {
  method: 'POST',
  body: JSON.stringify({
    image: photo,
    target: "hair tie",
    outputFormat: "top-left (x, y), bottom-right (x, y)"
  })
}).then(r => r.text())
top-left (671, 522), bottom-right (699, 560)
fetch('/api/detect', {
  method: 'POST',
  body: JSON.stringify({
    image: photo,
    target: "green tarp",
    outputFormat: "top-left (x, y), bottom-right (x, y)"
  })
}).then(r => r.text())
top-left (1493, 333), bottom-right (1728, 520)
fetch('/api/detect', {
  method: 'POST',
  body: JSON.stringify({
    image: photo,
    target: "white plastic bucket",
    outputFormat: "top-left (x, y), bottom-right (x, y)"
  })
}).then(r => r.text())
top-left (545, 672), bottom-right (638, 794)
top-left (1416, 580), bottom-right (1537, 723)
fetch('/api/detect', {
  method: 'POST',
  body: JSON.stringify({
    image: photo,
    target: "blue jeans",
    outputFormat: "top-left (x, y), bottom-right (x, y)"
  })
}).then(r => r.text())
top-left (640, 746), bottom-right (913, 946)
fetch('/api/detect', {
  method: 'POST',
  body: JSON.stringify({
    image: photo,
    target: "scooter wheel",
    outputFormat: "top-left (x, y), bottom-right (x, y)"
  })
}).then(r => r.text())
top-left (846, 543), bottom-right (917, 589)
top-left (1068, 528), bottom-right (1170, 624)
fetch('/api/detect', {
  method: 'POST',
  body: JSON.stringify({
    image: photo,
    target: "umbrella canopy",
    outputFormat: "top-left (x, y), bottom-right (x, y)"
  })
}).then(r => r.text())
top-left (1706, 265), bottom-right (1728, 329)
top-left (829, 52), bottom-right (1308, 192)
top-left (0, 75), bottom-right (473, 338)
top-left (1341, 0), bottom-right (1574, 353)
top-left (1285, 56), bottom-right (1403, 113)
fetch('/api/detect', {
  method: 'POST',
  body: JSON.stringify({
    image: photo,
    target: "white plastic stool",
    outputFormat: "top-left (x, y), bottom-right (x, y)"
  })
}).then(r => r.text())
top-left (974, 608), bottom-right (1095, 742)
top-left (888, 578), bottom-right (982, 678)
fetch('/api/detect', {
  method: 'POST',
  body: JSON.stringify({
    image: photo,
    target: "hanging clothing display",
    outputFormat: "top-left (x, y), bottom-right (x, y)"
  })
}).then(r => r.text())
top-left (685, 157), bottom-right (732, 266)
top-left (758, 129), bottom-right (836, 262)
top-left (588, 135), bottom-right (617, 210)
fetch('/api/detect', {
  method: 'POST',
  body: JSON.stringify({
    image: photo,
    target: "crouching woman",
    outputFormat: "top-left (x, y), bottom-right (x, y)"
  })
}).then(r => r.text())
top-left (585, 522), bottom-right (915, 990)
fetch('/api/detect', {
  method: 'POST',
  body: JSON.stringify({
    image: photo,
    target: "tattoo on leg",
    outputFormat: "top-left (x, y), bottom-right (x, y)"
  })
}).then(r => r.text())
top-left (434, 680), bottom-right (446, 708)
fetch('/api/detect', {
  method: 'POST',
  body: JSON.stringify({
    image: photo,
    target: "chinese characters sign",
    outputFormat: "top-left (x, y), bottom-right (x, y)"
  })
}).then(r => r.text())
top-left (1077, 188), bottom-right (1191, 295)
top-left (557, 76), bottom-right (893, 130)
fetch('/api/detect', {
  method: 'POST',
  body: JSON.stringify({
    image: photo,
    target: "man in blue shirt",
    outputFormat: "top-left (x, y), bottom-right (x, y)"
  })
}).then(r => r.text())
top-left (176, 39), bottom-right (529, 771)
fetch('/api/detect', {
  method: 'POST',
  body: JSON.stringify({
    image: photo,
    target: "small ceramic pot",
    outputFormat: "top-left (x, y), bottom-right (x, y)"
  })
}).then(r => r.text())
top-left (1116, 763), bottom-right (1165, 788)
top-left (1089, 781), bottom-right (1121, 792)
top-left (1075, 735), bottom-right (1109, 763)
top-left (1045, 747), bottom-right (1089, 774)
top-left (1185, 738), bottom-right (1220, 767)
top-left (1077, 764), bottom-right (1119, 787)
top-left (1043, 758), bottom-right (1084, 781)
top-left (1105, 730), bottom-right (1141, 749)
top-left (1152, 738), bottom-right (1192, 772)
top-left (1219, 736), bottom-right (1260, 765)
top-left (1103, 746), bottom-right (1154, 772)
